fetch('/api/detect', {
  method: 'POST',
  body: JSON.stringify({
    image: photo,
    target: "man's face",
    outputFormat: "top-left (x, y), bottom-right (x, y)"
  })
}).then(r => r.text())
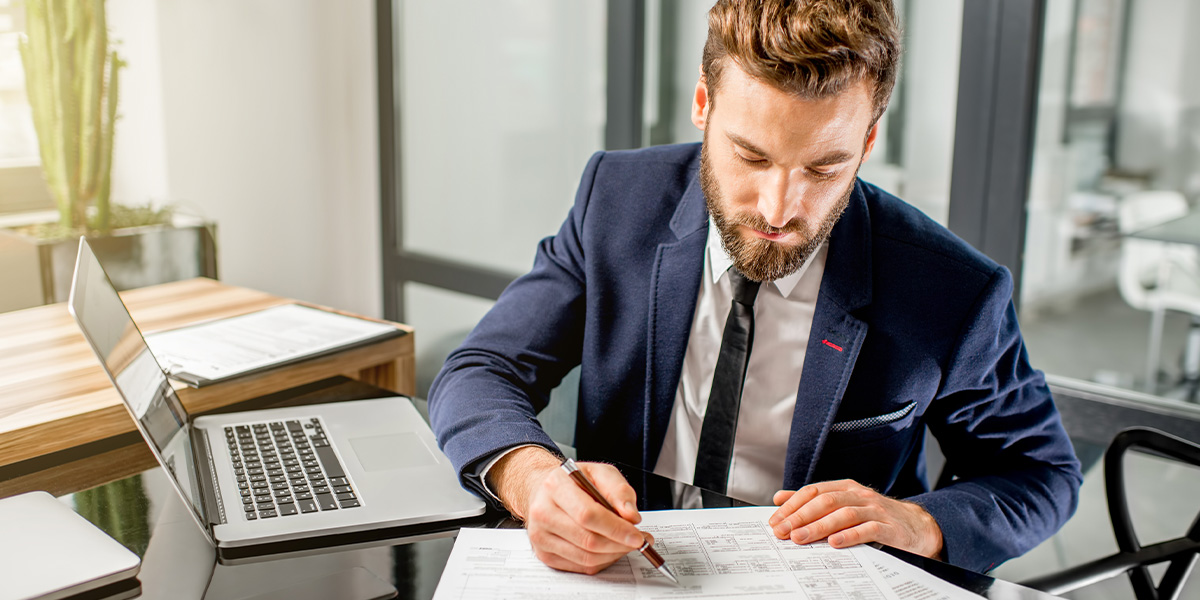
top-left (694, 62), bottom-right (879, 282)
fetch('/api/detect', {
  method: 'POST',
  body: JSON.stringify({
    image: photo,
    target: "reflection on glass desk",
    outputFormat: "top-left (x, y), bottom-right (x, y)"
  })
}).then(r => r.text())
top-left (35, 378), bottom-right (1072, 600)
top-left (58, 457), bottom-right (1067, 600)
top-left (1128, 211), bottom-right (1200, 247)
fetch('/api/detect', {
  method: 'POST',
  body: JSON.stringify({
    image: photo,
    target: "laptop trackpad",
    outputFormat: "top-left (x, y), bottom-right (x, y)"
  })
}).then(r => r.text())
top-left (348, 433), bottom-right (437, 471)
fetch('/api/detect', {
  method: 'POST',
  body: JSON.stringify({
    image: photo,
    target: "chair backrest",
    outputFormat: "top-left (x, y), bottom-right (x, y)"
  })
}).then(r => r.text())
top-left (1118, 191), bottom-right (1189, 310)
top-left (1103, 428), bottom-right (1200, 600)
top-left (1026, 427), bottom-right (1200, 600)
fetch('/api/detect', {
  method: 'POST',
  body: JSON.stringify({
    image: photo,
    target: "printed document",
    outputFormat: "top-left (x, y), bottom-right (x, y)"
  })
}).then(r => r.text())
top-left (433, 506), bottom-right (978, 599)
top-left (144, 304), bottom-right (400, 386)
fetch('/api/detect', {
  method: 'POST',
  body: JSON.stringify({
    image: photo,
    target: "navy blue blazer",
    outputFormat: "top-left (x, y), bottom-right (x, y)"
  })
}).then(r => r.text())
top-left (428, 143), bottom-right (1082, 573)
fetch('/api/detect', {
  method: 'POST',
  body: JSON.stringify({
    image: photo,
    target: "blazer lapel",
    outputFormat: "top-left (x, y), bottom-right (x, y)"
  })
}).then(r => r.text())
top-left (643, 169), bottom-right (707, 470)
top-left (783, 180), bottom-right (874, 490)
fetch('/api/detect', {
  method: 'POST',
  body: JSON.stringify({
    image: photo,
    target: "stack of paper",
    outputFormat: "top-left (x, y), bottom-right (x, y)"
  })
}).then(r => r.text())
top-left (433, 506), bottom-right (977, 600)
top-left (145, 304), bottom-right (402, 387)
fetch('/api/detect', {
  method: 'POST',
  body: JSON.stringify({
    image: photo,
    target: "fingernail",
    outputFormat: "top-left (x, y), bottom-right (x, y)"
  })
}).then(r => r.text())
top-left (792, 527), bottom-right (810, 543)
top-left (768, 515), bottom-right (780, 526)
top-left (773, 521), bottom-right (792, 537)
top-left (626, 533), bottom-right (644, 548)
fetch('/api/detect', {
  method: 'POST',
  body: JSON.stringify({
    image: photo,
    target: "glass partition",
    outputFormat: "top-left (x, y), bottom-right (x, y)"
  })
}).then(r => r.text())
top-left (1020, 0), bottom-right (1200, 403)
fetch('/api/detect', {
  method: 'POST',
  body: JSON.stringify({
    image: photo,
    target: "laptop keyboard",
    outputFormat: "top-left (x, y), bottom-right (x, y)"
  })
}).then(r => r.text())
top-left (225, 418), bottom-right (362, 521)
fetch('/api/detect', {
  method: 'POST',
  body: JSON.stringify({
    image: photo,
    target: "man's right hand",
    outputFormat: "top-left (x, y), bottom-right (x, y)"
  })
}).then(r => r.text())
top-left (488, 446), bottom-right (649, 574)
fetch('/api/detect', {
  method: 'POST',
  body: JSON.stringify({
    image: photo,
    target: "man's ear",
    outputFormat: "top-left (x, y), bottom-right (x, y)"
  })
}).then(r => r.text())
top-left (861, 121), bottom-right (881, 163)
top-left (691, 68), bottom-right (710, 131)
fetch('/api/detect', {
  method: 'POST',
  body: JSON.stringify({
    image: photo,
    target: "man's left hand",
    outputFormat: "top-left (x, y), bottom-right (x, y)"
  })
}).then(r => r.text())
top-left (769, 479), bottom-right (944, 559)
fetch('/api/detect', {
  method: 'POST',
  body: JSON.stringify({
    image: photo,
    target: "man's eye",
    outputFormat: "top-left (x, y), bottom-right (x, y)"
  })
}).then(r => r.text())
top-left (736, 153), bottom-right (767, 166)
top-left (809, 168), bottom-right (837, 179)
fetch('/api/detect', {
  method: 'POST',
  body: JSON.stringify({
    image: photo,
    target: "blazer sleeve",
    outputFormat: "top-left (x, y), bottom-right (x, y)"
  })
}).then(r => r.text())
top-left (907, 266), bottom-right (1083, 573)
top-left (426, 151), bottom-right (604, 508)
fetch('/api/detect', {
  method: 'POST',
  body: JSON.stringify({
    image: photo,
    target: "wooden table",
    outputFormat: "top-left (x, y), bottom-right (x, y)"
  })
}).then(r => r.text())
top-left (0, 278), bottom-right (414, 496)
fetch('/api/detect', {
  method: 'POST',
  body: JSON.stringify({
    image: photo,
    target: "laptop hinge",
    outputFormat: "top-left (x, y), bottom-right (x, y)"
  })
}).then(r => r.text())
top-left (190, 425), bottom-right (227, 527)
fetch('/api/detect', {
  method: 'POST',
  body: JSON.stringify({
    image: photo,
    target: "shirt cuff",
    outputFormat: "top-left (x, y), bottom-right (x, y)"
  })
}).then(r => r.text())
top-left (478, 443), bottom-right (544, 502)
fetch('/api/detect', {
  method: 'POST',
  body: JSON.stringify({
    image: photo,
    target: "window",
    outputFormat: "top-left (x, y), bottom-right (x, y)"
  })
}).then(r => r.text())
top-left (0, 0), bottom-right (53, 215)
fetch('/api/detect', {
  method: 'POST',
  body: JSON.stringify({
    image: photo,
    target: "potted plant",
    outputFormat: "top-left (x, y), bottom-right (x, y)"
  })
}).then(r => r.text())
top-left (0, 0), bottom-right (216, 311)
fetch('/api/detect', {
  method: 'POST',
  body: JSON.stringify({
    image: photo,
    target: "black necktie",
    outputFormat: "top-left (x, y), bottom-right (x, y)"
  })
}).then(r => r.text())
top-left (693, 268), bottom-right (759, 494)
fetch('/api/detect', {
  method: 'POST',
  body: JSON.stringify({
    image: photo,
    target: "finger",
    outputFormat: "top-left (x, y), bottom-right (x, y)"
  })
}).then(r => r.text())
top-left (791, 504), bottom-right (879, 545)
top-left (827, 521), bottom-right (886, 549)
top-left (772, 490), bottom-right (795, 506)
top-left (553, 479), bottom-right (645, 551)
top-left (769, 484), bottom-right (819, 530)
top-left (580, 462), bottom-right (641, 524)
top-left (532, 530), bottom-right (627, 575)
top-left (773, 482), bottom-right (870, 532)
top-left (527, 484), bottom-right (640, 555)
top-left (784, 490), bottom-right (874, 534)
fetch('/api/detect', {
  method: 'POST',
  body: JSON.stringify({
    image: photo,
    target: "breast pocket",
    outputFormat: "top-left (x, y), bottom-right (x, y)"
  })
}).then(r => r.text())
top-left (825, 401), bottom-right (918, 446)
top-left (814, 400), bottom-right (922, 489)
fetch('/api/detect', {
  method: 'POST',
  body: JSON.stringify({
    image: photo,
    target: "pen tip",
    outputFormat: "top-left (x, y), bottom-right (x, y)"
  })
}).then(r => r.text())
top-left (661, 565), bottom-right (681, 586)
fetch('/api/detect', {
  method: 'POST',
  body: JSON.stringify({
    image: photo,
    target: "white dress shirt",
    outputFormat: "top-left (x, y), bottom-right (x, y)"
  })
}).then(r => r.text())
top-left (653, 220), bottom-right (827, 506)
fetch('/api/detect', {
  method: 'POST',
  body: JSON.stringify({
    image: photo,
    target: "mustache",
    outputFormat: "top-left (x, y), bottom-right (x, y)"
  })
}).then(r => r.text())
top-left (728, 211), bottom-right (808, 236)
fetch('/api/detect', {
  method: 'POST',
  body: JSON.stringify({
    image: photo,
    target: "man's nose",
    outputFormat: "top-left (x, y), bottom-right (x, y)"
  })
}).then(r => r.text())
top-left (757, 170), bottom-right (805, 229)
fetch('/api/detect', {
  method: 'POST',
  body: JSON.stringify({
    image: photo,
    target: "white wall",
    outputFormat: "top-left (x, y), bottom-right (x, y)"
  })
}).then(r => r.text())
top-left (109, 0), bottom-right (382, 319)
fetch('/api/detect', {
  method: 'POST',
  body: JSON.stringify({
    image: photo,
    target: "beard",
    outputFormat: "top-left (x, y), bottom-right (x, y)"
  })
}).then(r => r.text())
top-left (699, 132), bottom-right (857, 283)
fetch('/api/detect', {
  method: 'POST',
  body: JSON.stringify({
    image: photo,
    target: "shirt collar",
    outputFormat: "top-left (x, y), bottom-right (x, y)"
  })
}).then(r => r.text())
top-left (706, 218), bottom-right (823, 299)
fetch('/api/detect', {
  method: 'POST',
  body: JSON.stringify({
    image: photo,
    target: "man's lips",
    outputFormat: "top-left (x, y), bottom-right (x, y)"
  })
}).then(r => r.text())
top-left (745, 226), bottom-right (797, 242)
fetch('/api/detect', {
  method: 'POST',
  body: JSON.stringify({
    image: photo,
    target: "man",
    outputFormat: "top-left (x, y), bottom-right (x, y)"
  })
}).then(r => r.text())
top-left (429, 0), bottom-right (1081, 576)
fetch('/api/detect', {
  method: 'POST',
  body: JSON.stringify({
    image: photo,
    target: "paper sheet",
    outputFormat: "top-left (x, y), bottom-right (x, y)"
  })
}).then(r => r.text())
top-left (144, 304), bottom-right (398, 384)
top-left (433, 506), bottom-right (976, 600)
top-left (867, 548), bottom-right (976, 600)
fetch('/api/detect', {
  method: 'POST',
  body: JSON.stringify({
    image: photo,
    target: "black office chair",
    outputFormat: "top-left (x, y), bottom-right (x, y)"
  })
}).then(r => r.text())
top-left (1022, 427), bottom-right (1200, 600)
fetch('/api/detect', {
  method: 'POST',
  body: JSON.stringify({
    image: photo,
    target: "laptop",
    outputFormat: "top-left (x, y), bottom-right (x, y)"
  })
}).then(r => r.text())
top-left (67, 238), bottom-right (486, 564)
top-left (1, 491), bottom-right (141, 600)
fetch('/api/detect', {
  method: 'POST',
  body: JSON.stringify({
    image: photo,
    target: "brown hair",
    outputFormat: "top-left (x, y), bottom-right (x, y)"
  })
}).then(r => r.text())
top-left (702, 0), bottom-right (901, 126)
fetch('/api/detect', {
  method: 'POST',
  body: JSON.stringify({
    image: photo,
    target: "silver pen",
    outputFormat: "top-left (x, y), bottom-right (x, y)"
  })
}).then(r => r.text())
top-left (560, 458), bottom-right (681, 586)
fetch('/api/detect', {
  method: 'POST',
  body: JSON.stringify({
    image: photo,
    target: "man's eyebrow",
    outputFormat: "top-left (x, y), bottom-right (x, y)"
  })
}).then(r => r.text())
top-left (808, 150), bottom-right (857, 167)
top-left (725, 132), bottom-right (772, 160)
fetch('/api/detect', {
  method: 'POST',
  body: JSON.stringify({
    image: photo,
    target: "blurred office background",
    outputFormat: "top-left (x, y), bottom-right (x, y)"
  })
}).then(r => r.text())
top-left (3, 0), bottom-right (1200, 596)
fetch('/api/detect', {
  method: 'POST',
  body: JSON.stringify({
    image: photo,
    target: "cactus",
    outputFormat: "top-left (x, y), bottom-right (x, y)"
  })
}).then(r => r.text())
top-left (17, 0), bottom-right (124, 235)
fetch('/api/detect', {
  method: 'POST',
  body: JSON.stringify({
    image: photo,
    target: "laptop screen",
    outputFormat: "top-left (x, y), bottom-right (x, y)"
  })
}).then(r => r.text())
top-left (67, 239), bottom-right (210, 534)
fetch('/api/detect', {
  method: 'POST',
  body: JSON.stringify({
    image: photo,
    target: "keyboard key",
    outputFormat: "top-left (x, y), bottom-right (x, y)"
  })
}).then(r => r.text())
top-left (298, 499), bottom-right (318, 513)
top-left (333, 485), bottom-right (352, 494)
top-left (277, 503), bottom-right (298, 516)
top-left (339, 499), bottom-right (361, 509)
top-left (286, 420), bottom-right (303, 432)
top-left (245, 512), bottom-right (257, 521)
top-left (314, 446), bottom-right (347, 479)
top-left (313, 486), bottom-right (330, 495)
top-left (256, 502), bottom-right (275, 510)
top-left (328, 477), bottom-right (348, 487)
top-left (315, 494), bottom-right (338, 511)
top-left (296, 492), bottom-right (313, 500)
top-left (243, 503), bottom-right (256, 512)
top-left (335, 492), bottom-right (356, 502)
top-left (259, 509), bottom-right (278, 518)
